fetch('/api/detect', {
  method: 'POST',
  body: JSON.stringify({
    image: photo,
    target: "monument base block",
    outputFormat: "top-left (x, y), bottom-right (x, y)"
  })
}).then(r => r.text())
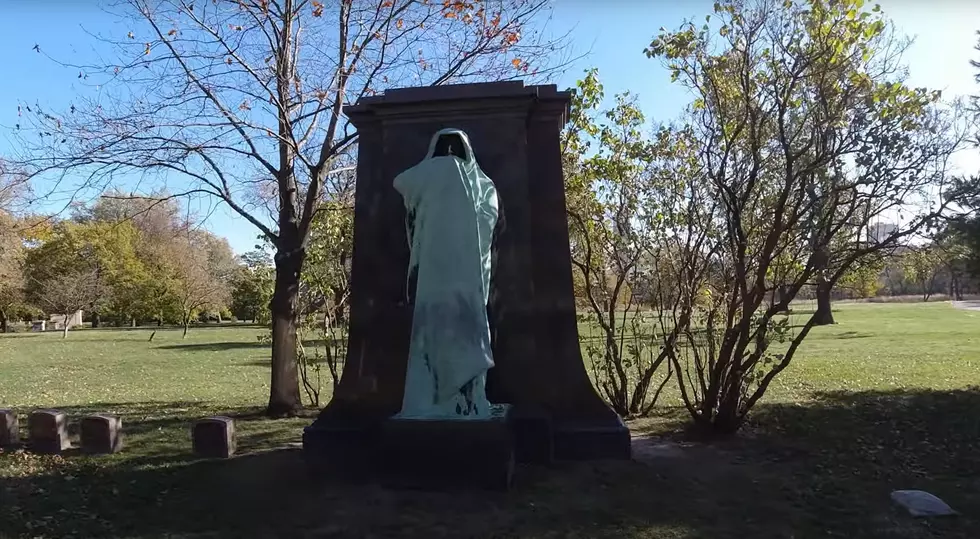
top-left (379, 405), bottom-right (515, 491)
top-left (553, 417), bottom-right (632, 460)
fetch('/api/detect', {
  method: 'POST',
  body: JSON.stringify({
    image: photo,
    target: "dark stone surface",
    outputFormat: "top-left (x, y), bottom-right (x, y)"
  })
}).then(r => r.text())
top-left (509, 407), bottom-right (553, 464)
top-left (28, 409), bottom-right (69, 454)
top-left (553, 418), bottom-right (632, 461)
top-left (305, 80), bottom-right (629, 470)
top-left (302, 421), bottom-right (379, 479)
top-left (192, 417), bottom-right (235, 459)
top-left (0, 409), bottom-right (18, 447)
top-left (378, 407), bottom-right (514, 491)
top-left (80, 414), bottom-right (123, 454)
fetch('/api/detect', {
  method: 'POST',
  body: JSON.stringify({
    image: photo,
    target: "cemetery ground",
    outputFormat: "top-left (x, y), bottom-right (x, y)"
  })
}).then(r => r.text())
top-left (1, 303), bottom-right (978, 538)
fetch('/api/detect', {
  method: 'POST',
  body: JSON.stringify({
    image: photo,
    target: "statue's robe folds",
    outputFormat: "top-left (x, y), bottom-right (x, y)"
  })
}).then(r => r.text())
top-left (392, 128), bottom-right (499, 419)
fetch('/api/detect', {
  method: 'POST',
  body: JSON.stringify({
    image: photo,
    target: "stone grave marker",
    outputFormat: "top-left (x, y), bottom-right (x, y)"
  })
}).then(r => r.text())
top-left (80, 414), bottom-right (123, 454)
top-left (192, 416), bottom-right (235, 458)
top-left (0, 409), bottom-right (19, 447)
top-left (28, 409), bottom-right (69, 454)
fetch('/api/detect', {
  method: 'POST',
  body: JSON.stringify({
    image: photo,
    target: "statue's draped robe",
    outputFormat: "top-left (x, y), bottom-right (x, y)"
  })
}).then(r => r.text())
top-left (393, 128), bottom-right (499, 419)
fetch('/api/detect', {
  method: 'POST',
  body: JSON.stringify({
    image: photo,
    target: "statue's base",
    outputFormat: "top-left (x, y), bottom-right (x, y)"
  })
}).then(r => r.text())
top-left (302, 404), bottom-right (631, 484)
top-left (379, 404), bottom-right (514, 490)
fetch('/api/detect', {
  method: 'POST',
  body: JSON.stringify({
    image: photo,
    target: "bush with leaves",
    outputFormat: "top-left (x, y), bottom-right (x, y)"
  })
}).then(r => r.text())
top-left (641, 0), bottom-right (967, 435)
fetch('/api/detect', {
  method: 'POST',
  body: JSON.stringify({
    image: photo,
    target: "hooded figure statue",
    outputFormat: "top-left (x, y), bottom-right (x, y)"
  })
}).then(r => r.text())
top-left (393, 128), bottom-right (499, 420)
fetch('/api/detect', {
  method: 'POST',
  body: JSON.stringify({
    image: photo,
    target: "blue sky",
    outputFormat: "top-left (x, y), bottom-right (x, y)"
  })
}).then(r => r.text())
top-left (1, 0), bottom-right (979, 254)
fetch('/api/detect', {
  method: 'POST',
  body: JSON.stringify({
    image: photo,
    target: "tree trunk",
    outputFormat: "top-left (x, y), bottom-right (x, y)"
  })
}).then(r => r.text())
top-left (0, 310), bottom-right (8, 333)
top-left (62, 315), bottom-right (70, 339)
top-left (92, 312), bottom-right (101, 328)
top-left (775, 285), bottom-right (790, 312)
top-left (182, 315), bottom-right (190, 339)
top-left (267, 247), bottom-right (304, 417)
top-left (813, 279), bottom-right (836, 325)
top-left (131, 317), bottom-right (137, 328)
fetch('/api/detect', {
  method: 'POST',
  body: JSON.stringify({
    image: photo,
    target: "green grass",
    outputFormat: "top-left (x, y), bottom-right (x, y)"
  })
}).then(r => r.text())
top-left (2, 304), bottom-right (979, 538)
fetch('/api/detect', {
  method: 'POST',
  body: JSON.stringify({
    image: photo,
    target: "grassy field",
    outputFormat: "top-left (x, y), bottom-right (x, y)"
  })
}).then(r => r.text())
top-left (1, 303), bottom-right (979, 538)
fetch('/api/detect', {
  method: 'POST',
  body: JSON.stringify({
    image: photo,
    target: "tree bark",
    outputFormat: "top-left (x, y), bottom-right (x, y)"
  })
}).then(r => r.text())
top-left (62, 314), bottom-right (70, 339)
top-left (813, 279), bottom-right (836, 325)
top-left (267, 246), bottom-right (304, 417)
top-left (0, 310), bottom-right (8, 333)
top-left (775, 285), bottom-right (790, 312)
top-left (92, 312), bottom-right (101, 328)
top-left (182, 314), bottom-right (190, 338)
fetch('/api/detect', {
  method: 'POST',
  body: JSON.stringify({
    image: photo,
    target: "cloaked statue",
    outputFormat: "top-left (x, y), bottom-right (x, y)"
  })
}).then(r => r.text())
top-left (392, 128), bottom-right (500, 420)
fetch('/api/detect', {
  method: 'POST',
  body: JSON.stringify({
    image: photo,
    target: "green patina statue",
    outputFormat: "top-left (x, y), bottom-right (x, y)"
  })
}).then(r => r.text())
top-left (393, 128), bottom-right (499, 420)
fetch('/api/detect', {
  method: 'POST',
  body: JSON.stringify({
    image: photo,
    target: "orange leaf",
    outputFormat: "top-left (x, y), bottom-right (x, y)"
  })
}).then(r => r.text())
top-left (444, 11), bottom-right (457, 18)
top-left (312, 1), bottom-right (323, 17)
top-left (511, 58), bottom-right (521, 68)
top-left (167, 29), bottom-right (177, 36)
top-left (381, 0), bottom-right (393, 6)
top-left (396, 19), bottom-right (403, 29)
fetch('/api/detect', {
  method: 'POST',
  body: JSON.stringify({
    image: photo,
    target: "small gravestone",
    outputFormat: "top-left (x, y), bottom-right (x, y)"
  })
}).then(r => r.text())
top-left (28, 409), bottom-right (69, 454)
top-left (890, 490), bottom-right (958, 517)
top-left (192, 416), bottom-right (235, 458)
top-left (80, 414), bottom-right (123, 454)
top-left (0, 409), bottom-right (19, 447)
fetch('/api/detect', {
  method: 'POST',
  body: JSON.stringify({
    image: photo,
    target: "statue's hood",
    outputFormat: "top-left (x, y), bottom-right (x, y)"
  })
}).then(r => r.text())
top-left (425, 127), bottom-right (478, 167)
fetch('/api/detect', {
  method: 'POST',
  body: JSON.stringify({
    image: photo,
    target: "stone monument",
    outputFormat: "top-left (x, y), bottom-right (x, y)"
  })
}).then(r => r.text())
top-left (303, 81), bottom-right (630, 475)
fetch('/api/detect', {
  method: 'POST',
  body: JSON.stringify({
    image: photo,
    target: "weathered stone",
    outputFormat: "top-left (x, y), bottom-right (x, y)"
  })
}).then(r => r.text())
top-left (0, 409), bottom-right (19, 447)
top-left (28, 409), bottom-right (69, 454)
top-left (192, 416), bottom-right (235, 458)
top-left (80, 414), bottom-right (123, 454)
top-left (304, 81), bottom-right (630, 472)
top-left (891, 490), bottom-right (958, 517)
top-left (379, 405), bottom-right (514, 490)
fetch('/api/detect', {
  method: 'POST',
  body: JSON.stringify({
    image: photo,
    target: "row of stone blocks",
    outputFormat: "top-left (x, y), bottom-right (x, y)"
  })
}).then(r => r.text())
top-left (0, 409), bottom-right (236, 458)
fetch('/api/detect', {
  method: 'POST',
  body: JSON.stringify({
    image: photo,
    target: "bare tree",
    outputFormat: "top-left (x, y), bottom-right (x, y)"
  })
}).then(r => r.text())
top-left (34, 269), bottom-right (108, 338)
top-left (12, 0), bottom-right (572, 415)
top-left (645, 0), bottom-right (968, 434)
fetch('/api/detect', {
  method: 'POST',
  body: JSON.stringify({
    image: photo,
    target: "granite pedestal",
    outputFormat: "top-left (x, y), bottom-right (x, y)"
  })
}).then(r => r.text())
top-left (378, 405), bottom-right (514, 491)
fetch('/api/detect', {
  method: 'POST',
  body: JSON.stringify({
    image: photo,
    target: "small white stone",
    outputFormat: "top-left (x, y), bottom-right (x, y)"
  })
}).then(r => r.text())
top-left (890, 490), bottom-right (957, 517)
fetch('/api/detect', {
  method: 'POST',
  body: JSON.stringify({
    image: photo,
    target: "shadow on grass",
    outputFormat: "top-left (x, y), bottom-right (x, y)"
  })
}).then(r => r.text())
top-left (156, 341), bottom-right (268, 352)
top-left (3, 389), bottom-right (979, 538)
top-left (86, 324), bottom-right (269, 332)
top-left (156, 339), bottom-right (324, 353)
top-left (834, 330), bottom-right (875, 339)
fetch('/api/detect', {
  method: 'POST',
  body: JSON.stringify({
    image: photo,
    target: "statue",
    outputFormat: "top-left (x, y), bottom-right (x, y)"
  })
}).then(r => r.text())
top-left (392, 128), bottom-right (499, 420)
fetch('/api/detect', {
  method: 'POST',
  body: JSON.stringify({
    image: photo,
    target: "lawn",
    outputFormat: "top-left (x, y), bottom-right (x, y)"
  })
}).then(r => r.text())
top-left (1, 303), bottom-right (978, 538)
